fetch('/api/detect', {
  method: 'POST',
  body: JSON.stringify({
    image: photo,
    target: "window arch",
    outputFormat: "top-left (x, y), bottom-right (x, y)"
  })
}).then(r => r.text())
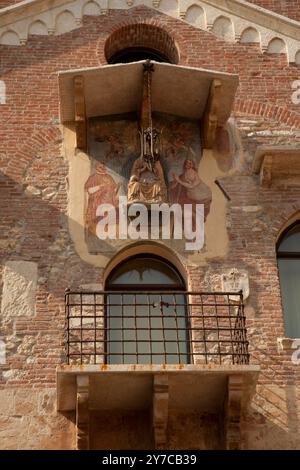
top-left (105, 255), bottom-right (190, 364)
top-left (106, 255), bottom-right (185, 290)
top-left (277, 222), bottom-right (300, 338)
top-left (105, 24), bottom-right (179, 64)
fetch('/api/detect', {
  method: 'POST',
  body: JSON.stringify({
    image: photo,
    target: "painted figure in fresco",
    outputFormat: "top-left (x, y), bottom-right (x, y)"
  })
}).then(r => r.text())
top-left (84, 162), bottom-right (120, 235)
top-left (105, 134), bottom-right (125, 161)
top-left (128, 128), bottom-right (167, 204)
top-left (127, 156), bottom-right (167, 204)
top-left (164, 122), bottom-right (192, 162)
top-left (170, 158), bottom-right (212, 226)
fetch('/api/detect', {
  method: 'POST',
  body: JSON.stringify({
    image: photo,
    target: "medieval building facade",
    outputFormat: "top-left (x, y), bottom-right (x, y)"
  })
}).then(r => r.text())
top-left (0, 0), bottom-right (300, 450)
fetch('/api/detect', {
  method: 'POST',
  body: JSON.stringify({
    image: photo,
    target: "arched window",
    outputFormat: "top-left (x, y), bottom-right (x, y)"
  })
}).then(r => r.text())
top-left (277, 223), bottom-right (300, 338)
top-left (105, 24), bottom-right (179, 65)
top-left (105, 255), bottom-right (189, 364)
top-left (108, 47), bottom-right (171, 64)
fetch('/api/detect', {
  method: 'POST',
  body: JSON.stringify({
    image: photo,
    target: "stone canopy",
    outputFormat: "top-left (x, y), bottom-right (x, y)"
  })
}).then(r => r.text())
top-left (58, 61), bottom-right (239, 149)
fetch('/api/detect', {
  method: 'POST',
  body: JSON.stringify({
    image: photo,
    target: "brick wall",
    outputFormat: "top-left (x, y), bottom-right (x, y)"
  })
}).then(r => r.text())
top-left (0, 0), bottom-right (19, 8)
top-left (0, 6), bottom-right (300, 449)
top-left (1, 0), bottom-right (300, 22)
top-left (105, 22), bottom-right (179, 63)
top-left (248, 0), bottom-right (300, 22)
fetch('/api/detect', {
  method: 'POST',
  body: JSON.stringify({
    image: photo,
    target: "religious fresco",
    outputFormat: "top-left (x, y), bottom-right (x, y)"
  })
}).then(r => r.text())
top-left (155, 114), bottom-right (212, 229)
top-left (84, 112), bottom-right (212, 254)
top-left (84, 162), bottom-right (120, 237)
top-left (127, 124), bottom-right (167, 205)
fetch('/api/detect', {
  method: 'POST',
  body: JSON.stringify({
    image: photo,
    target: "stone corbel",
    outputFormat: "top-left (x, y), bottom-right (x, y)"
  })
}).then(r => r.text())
top-left (152, 374), bottom-right (169, 449)
top-left (259, 154), bottom-right (273, 187)
top-left (253, 145), bottom-right (300, 187)
top-left (224, 374), bottom-right (244, 450)
top-left (202, 79), bottom-right (222, 149)
top-left (76, 375), bottom-right (90, 450)
top-left (74, 75), bottom-right (87, 151)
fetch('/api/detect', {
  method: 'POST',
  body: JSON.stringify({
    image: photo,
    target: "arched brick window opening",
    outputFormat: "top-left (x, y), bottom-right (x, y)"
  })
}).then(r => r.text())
top-left (277, 222), bottom-right (300, 338)
top-left (105, 24), bottom-right (179, 64)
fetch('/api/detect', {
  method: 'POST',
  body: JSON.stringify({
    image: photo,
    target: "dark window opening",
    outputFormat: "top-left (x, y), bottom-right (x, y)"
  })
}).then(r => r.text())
top-left (108, 47), bottom-right (171, 64)
top-left (105, 255), bottom-right (190, 364)
top-left (277, 222), bottom-right (300, 338)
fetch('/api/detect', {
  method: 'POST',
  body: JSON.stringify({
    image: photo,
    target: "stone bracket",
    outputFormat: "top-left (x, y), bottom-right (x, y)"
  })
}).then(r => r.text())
top-left (224, 374), bottom-right (244, 450)
top-left (259, 154), bottom-right (273, 187)
top-left (253, 145), bottom-right (300, 187)
top-left (76, 375), bottom-right (90, 450)
top-left (202, 79), bottom-right (222, 149)
top-left (152, 374), bottom-right (169, 449)
top-left (74, 75), bottom-right (87, 151)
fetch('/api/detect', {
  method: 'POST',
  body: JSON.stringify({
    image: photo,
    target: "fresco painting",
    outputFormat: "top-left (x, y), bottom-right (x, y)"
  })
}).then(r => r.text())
top-left (84, 162), bottom-right (120, 236)
top-left (84, 113), bottom-right (212, 253)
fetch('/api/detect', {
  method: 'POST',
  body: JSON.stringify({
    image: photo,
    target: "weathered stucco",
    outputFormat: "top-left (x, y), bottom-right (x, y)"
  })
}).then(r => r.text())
top-left (0, 389), bottom-right (75, 449)
top-left (1, 261), bottom-right (37, 318)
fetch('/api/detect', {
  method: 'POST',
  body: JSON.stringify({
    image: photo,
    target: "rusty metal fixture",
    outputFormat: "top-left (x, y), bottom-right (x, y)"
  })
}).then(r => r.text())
top-left (65, 290), bottom-right (249, 366)
top-left (127, 61), bottom-right (168, 204)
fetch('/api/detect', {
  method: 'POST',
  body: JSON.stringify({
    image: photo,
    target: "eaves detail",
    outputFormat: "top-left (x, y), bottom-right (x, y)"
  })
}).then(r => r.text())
top-left (0, 0), bottom-right (299, 65)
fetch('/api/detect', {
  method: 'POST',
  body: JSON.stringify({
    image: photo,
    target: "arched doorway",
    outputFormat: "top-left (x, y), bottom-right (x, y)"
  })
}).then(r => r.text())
top-left (105, 255), bottom-right (190, 364)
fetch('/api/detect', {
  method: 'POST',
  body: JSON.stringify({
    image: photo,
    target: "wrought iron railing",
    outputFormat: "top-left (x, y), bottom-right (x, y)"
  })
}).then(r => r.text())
top-left (65, 290), bottom-right (249, 366)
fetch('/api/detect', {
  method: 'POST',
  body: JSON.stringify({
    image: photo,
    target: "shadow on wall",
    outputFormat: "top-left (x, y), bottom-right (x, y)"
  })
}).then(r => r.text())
top-left (1, 158), bottom-right (300, 448)
top-left (246, 360), bottom-right (300, 449)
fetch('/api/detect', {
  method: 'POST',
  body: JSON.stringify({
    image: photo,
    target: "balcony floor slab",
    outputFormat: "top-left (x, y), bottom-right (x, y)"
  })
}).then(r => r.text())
top-left (57, 364), bottom-right (260, 413)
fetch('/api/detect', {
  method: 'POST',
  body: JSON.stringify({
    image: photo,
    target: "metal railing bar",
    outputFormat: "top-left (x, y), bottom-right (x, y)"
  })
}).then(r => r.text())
top-left (65, 290), bottom-right (248, 366)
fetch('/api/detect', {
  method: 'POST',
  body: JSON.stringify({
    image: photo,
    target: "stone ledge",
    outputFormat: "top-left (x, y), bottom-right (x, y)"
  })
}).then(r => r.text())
top-left (252, 145), bottom-right (300, 187)
top-left (56, 363), bottom-right (260, 412)
top-left (277, 337), bottom-right (300, 352)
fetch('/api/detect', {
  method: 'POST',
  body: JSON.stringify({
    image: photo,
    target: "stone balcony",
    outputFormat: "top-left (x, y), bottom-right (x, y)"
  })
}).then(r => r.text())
top-left (56, 290), bottom-right (259, 450)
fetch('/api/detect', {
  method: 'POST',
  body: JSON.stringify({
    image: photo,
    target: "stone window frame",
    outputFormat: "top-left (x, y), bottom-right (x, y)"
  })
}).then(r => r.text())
top-left (276, 221), bottom-right (300, 348)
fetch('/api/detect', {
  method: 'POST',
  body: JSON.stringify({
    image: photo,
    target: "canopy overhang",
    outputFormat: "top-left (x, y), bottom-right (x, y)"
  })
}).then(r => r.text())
top-left (58, 61), bottom-right (239, 150)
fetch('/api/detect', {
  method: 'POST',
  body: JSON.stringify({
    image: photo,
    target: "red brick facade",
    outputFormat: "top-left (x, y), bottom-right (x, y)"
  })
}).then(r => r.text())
top-left (248, 0), bottom-right (300, 22)
top-left (0, 4), bottom-right (300, 450)
top-left (0, 0), bottom-right (299, 22)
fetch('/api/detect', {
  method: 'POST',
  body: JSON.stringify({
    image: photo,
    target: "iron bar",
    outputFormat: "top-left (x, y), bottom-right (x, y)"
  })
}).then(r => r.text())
top-left (65, 290), bottom-right (249, 366)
